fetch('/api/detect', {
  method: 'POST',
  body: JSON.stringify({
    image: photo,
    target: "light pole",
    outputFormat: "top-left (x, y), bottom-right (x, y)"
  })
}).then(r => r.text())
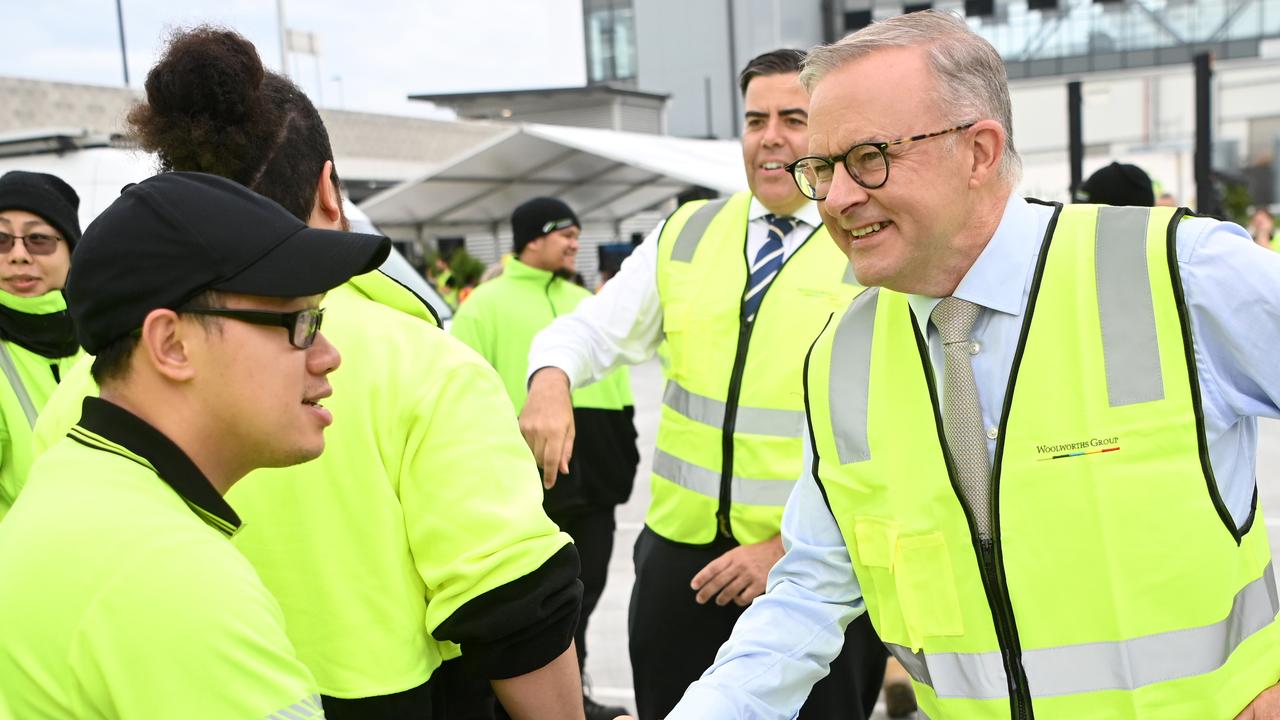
top-left (115, 0), bottom-right (129, 86)
top-left (277, 0), bottom-right (289, 76)
top-left (331, 75), bottom-right (345, 109)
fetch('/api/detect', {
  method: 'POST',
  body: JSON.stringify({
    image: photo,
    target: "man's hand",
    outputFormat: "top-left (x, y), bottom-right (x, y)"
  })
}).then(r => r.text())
top-left (519, 367), bottom-right (575, 488)
top-left (690, 535), bottom-right (785, 606)
top-left (1236, 682), bottom-right (1280, 719)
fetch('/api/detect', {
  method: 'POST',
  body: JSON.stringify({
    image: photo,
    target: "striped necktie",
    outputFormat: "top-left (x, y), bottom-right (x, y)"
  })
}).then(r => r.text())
top-left (743, 214), bottom-right (795, 322)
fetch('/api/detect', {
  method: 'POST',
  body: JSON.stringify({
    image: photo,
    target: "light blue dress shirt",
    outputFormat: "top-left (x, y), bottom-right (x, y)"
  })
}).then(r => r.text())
top-left (667, 195), bottom-right (1280, 719)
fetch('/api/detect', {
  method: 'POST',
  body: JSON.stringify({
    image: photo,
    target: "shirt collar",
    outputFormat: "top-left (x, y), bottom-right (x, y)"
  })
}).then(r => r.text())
top-left (907, 194), bottom-right (1040, 326)
top-left (73, 396), bottom-right (241, 536)
top-left (748, 196), bottom-right (823, 230)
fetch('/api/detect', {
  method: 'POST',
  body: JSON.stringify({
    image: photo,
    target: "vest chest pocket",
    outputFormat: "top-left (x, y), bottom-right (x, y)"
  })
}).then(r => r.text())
top-left (854, 517), bottom-right (965, 651)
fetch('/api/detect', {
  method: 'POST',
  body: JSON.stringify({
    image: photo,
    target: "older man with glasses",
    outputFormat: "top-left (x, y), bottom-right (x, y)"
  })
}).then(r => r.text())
top-left (666, 10), bottom-right (1280, 720)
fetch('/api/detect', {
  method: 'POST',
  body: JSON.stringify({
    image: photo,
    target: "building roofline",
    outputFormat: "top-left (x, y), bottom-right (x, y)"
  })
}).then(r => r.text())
top-left (409, 84), bottom-right (670, 105)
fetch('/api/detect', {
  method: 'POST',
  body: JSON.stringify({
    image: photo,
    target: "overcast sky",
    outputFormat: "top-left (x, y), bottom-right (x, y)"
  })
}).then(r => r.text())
top-left (7, 0), bottom-right (588, 118)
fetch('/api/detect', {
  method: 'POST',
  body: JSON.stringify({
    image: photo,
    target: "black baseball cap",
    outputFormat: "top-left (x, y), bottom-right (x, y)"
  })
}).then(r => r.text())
top-left (1075, 162), bottom-right (1155, 207)
top-left (68, 172), bottom-right (391, 354)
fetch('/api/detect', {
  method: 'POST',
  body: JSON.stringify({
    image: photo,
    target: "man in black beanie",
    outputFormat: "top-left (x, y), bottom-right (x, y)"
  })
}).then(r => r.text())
top-left (511, 197), bottom-right (581, 270)
top-left (1075, 161), bottom-right (1156, 207)
top-left (0, 170), bottom-right (84, 520)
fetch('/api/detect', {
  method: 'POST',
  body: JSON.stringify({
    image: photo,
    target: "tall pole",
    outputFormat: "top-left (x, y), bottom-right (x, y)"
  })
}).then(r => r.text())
top-left (705, 76), bottom-right (714, 139)
top-left (277, 0), bottom-right (289, 76)
top-left (1067, 80), bottom-right (1083, 199)
top-left (726, 0), bottom-right (738, 138)
top-left (1194, 52), bottom-right (1219, 216)
top-left (115, 0), bottom-right (129, 86)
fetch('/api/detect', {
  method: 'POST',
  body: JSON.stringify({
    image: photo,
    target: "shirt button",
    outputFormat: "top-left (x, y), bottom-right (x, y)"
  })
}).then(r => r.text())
top-left (986, 427), bottom-right (999, 440)
top-left (969, 341), bottom-right (981, 356)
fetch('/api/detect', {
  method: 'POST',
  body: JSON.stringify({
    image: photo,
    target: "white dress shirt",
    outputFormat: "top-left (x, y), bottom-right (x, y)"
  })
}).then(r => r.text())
top-left (528, 197), bottom-right (825, 389)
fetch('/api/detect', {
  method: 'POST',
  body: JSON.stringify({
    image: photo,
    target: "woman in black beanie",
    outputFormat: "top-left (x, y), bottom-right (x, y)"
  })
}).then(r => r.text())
top-left (0, 170), bottom-right (83, 520)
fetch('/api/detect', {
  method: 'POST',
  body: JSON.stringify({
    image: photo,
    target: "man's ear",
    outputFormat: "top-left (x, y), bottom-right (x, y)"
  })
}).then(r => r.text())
top-left (138, 309), bottom-right (198, 382)
top-left (309, 160), bottom-right (343, 230)
top-left (967, 119), bottom-right (1006, 189)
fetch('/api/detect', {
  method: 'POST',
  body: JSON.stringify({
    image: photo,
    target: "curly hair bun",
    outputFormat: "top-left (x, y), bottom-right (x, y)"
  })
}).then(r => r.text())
top-left (144, 26), bottom-right (265, 124)
top-left (129, 26), bottom-right (280, 183)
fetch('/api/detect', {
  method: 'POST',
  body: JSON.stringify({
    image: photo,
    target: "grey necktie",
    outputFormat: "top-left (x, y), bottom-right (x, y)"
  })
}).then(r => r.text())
top-left (931, 296), bottom-right (992, 539)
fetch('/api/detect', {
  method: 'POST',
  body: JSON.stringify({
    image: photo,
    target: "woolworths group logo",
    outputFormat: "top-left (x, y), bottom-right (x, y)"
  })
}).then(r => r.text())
top-left (1035, 436), bottom-right (1120, 461)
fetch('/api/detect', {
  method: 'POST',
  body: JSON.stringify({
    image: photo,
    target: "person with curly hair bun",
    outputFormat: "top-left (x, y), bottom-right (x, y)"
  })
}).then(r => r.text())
top-left (35, 26), bottom-right (590, 720)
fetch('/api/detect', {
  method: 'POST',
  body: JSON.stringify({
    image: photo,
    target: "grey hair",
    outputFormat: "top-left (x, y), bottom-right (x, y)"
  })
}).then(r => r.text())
top-left (800, 10), bottom-right (1021, 185)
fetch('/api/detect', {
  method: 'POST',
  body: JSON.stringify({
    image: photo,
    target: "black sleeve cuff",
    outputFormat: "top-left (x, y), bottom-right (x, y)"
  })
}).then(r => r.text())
top-left (435, 544), bottom-right (583, 679)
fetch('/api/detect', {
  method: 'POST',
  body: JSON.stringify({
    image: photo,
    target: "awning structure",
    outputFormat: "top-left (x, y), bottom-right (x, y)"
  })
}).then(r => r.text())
top-left (359, 123), bottom-right (746, 230)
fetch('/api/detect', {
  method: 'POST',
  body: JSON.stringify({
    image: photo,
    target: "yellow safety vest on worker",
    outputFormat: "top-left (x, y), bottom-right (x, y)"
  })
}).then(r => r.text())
top-left (650, 191), bottom-right (862, 545)
top-left (805, 203), bottom-right (1280, 719)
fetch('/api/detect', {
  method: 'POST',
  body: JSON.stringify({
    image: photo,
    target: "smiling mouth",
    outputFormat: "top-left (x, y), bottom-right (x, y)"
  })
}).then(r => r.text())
top-left (760, 161), bottom-right (787, 171)
top-left (849, 221), bottom-right (891, 239)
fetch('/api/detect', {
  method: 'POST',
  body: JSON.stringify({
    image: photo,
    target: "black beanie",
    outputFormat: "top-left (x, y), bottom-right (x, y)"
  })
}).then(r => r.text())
top-left (0, 171), bottom-right (82, 247)
top-left (1075, 162), bottom-right (1155, 207)
top-left (512, 197), bottom-right (579, 254)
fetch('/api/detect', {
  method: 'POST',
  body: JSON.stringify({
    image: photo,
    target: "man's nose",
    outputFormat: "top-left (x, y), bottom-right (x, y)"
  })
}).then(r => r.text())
top-left (307, 331), bottom-right (341, 376)
top-left (824, 163), bottom-right (870, 215)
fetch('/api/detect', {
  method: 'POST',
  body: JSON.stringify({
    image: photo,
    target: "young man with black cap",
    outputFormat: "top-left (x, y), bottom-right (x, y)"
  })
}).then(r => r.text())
top-left (0, 171), bottom-right (84, 520)
top-left (452, 197), bottom-right (638, 720)
top-left (0, 171), bottom-right (390, 718)
top-left (32, 27), bottom-right (590, 720)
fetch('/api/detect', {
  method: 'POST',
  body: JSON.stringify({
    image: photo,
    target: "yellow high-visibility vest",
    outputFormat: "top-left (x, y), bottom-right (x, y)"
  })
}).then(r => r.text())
top-left (651, 192), bottom-right (861, 544)
top-left (806, 204), bottom-right (1280, 718)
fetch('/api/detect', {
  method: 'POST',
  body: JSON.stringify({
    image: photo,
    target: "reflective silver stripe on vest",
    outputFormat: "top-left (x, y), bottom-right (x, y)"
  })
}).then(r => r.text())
top-left (1095, 206), bottom-right (1164, 407)
top-left (671, 198), bottom-right (729, 262)
top-left (828, 288), bottom-right (879, 464)
top-left (843, 262), bottom-right (858, 286)
top-left (266, 693), bottom-right (324, 719)
top-left (663, 381), bottom-right (806, 438)
top-left (0, 343), bottom-right (37, 427)
top-left (887, 562), bottom-right (1278, 700)
top-left (652, 448), bottom-right (796, 506)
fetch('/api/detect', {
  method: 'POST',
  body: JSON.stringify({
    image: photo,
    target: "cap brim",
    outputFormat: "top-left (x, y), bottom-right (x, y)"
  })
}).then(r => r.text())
top-left (214, 226), bottom-right (391, 298)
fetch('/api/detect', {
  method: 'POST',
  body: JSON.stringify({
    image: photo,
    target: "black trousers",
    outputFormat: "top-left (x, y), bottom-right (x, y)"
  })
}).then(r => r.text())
top-left (629, 527), bottom-right (888, 720)
top-left (547, 504), bottom-right (617, 669)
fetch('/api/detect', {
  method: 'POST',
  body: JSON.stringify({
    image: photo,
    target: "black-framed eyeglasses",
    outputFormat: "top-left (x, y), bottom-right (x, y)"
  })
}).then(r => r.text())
top-left (786, 123), bottom-right (976, 200)
top-left (0, 231), bottom-right (64, 256)
top-left (181, 307), bottom-right (325, 349)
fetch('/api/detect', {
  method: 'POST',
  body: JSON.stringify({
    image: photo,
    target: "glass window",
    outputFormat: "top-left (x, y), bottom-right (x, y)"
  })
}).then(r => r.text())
top-left (584, 0), bottom-right (637, 84)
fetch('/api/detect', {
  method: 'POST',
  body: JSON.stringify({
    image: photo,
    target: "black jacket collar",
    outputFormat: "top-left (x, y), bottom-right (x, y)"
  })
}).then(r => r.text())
top-left (74, 396), bottom-right (241, 536)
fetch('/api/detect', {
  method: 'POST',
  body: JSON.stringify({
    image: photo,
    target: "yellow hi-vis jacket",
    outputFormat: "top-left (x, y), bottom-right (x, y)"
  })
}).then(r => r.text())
top-left (33, 269), bottom-right (576, 700)
top-left (805, 203), bottom-right (1280, 719)
top-left (650, 192), bottom-right (862, 544)
top-left (0, 289), bottom-right (82, 521)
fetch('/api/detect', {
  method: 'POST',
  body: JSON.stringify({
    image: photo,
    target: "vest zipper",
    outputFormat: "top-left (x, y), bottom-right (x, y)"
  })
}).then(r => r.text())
top-left (544, 276), bottom-right (559, 318)
top-left (715, 221), bottom-right (820, 541)
top-left (980, 537), bottom-right (1031, 719)
top-left (717, 318), bottom-right (756, 539)
top-left (911, 317), bottom-right (1034, 719)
